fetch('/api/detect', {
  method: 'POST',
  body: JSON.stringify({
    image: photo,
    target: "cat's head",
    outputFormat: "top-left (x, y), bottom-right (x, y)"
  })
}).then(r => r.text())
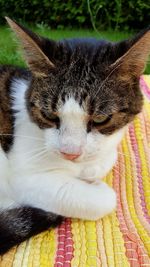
top-left (6, 17), bottom-right (150, 162)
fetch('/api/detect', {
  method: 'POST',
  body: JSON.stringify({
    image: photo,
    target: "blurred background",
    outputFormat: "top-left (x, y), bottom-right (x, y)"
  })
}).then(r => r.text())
top-left (0, 0), bottom-right (149, 72)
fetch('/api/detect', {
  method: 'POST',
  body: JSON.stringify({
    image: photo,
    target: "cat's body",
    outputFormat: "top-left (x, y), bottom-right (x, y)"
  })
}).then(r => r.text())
top-left (0, 18), bottom-right (150, 254)
top-left (0, 63), bottom-right (119, 253)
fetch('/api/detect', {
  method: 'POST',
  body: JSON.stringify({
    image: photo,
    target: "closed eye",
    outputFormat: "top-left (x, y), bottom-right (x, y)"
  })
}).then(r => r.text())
top-left (41, 111), bottom-right (60, 124)
top-left (120, 108), bottom-right (128, 113)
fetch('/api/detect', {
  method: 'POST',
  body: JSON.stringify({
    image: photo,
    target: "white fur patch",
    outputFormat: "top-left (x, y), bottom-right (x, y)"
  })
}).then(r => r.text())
top-left (46, 97), bottom-right (87, 155)
top-left (11, 78), bottom-right (30, 123)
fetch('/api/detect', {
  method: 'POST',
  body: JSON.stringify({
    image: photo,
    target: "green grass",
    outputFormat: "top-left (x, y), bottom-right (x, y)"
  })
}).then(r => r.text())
top-left (0, 25), bottom-right (149, 73)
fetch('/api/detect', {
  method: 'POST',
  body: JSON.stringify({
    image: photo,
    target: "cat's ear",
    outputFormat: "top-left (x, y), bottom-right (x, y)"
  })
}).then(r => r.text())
top-left (5, 17), bottom-right (55, 76)
top-left (110, 28), bottom-right (150, 79)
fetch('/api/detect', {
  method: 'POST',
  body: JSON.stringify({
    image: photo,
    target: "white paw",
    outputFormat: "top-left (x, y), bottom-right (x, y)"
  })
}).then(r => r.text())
top-left (80, 164), bottom-right (102, 182)
top-left (84, 182), bottom-right (117, 220)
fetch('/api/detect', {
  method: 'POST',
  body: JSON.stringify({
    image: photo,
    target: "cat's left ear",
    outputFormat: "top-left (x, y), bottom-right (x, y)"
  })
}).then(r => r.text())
top-left (5, 17), bottom-right (55, 77)
top-left (110, 28), bottom-right (150, 79)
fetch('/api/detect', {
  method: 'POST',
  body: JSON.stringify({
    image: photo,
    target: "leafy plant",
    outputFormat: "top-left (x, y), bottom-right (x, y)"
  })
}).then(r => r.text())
top-left (0, 0), bottom-right (149, 30)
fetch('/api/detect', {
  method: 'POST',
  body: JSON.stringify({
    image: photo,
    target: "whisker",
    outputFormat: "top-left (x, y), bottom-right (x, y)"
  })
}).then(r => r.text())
top-left (91, 98), bottom-right (122, 118)
top-left (0, 133), bottom-right (44, 142)
top-left (93, 98), bottom-right (122, 106)
top-left (101, 99), bottom-right (119, 104)
top-left (36, 167), bottom-right (62, 173)
top-left (15, 146), bottom-right (47, 156)
top-left (16, 153), bottom-right (47, 173)
top-left (113, 160), bottom-right (137, 173)
top-left (98, 110), bottom-right (113, 119)
top-left (25, 149), bottom-right (48, 162)
top-left (12, 148), bottom-right (47, 166)
top-left (117, 151), bottom-right (132, 159)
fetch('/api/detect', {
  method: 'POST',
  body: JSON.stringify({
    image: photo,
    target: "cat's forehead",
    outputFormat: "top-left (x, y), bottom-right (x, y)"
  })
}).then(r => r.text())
top-left (28, 37), bottom-right (142, 115)
top-left (29, 72), bottom-right (130, 116)
top-left (59, 97), bottom-right (86, 117)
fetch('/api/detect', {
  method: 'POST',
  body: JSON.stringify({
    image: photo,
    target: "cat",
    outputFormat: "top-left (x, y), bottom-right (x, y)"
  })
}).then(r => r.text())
top-left (0, 17), bottom-right (149, 254)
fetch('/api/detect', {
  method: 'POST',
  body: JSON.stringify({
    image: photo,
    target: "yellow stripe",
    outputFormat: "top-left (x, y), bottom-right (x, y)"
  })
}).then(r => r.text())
top-left (71, 219), bottom-right (82, 266)
top-left (78, 220), bottom-right (88, 267)
top-left (0, 247), bottom-right (16, 267)
top-left (85, 221), bottom-right (99, 266)
top-left (143, 75), bottom-right (150, 89)
top-left (39, 229), bottom-right (57, 267)
top-left (133, 114), bottom-right (150, 214)
top-left (104, 172), bottom-right (130, 267)
top-left (12, 229), bottom-right (57, 267)
top-left (122, 136), bottom-right (150, 255)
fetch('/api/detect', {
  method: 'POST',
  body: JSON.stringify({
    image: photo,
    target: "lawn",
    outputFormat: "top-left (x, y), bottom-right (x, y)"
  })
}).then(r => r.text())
top-left (0, 25), bottom-right (149, 73)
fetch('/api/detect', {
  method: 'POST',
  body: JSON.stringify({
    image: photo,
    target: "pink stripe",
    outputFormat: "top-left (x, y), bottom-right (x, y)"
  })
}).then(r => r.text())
top-left (129, 125), bottom-right (150, 223)
top-left (140, 76), bottom-right (150, 99)
top-left (113, 164), bottom-right (140, 266)
top-left (113, 147), bottom-right (150, 266)
top-left (54, 219), bottom-right (74, 267)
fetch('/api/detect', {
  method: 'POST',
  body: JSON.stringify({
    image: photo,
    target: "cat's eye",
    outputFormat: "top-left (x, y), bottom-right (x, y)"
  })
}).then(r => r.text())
top-left (120, 108), bottom-right (128, 113)
top-left (49, 114), bottom-right (59, 121)
top-left (41, 111), bottom-right (59, 123)
top-left (92, 114), bottom-right (112, 125)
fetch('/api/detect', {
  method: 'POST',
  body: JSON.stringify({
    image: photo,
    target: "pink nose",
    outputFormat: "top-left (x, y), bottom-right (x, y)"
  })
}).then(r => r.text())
top-left (61, 152), bottom-right (81, 161)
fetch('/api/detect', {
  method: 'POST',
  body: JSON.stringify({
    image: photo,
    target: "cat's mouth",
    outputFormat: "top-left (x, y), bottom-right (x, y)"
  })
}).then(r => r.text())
top-left (60, 151), bottom-right (81, 161)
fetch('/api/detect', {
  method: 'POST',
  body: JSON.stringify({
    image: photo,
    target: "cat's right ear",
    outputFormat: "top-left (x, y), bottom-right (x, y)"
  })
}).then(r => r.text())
top-left (5, 17), bottom-right (55, 77)
top-left (110, 28), bottom-right (150, 80)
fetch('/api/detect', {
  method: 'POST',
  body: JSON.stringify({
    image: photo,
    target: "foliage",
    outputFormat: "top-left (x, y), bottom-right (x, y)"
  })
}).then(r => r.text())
top-left (0, 0), bottom-right (149, 30)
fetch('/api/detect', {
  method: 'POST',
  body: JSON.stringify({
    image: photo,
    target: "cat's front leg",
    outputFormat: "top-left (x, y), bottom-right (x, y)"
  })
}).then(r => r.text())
top-left (10, 172), bottom-right (116, 220)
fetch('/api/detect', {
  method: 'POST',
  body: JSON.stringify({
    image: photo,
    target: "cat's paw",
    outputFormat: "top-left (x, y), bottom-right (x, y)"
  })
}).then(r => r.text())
top-left (80, 164), bottom-right (102, 182)
top-left (86, 182), bottom-right (117, 220)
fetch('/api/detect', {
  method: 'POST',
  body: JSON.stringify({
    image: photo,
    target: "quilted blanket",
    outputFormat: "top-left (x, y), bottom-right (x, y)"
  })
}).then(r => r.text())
top-left (0, 75), bottom-right (150, 267)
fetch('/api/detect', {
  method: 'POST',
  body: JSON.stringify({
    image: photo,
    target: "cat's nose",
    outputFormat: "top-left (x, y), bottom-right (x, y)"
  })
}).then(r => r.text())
top-left (61, 152), bottom-right (81, 161)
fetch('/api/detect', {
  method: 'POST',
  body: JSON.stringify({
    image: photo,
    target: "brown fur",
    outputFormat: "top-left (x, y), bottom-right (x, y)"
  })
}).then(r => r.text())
top-left (0, 66), bottom-right (30, 151)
